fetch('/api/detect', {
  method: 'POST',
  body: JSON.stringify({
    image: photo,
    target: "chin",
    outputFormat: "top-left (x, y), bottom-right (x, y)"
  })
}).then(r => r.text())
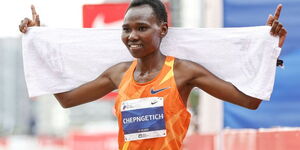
top-left (128, 49), bottom-right (145, 58)
top-left (130, 53), bottom-right (144, 58)
top-left (128, 48), bottom-right (156, 59)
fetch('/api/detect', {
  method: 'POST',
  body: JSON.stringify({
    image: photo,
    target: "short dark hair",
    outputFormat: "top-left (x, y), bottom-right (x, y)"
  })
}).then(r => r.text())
top-left (127, 0), bottom-right (168, 24)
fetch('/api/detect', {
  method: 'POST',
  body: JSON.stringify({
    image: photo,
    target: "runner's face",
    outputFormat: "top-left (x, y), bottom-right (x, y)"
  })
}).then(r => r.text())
top-left (122, 5), bottom-right (163, 58)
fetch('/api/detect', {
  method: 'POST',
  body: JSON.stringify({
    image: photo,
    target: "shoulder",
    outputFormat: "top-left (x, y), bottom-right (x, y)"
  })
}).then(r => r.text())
top-left (106, 61), bottom-right (132, 73)
top-left (174, 58), bottom-right (206, 75)
top-left (173, 57), bottom-right (211, 83)
top-left (102, 61), bottom-right (133, 87)
top-left (174, 57), bottom-right (199, 69)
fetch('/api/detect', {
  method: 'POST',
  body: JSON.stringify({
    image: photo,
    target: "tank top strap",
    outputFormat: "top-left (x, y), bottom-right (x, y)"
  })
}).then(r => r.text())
top-left (118, 60), bottom-right (137, 89)
top-left (127, 60), bottom-right (137, 75)
top-left (164, 56), bottom-right (175, 69)
top-left (156, 56), bottom-right (175, 86)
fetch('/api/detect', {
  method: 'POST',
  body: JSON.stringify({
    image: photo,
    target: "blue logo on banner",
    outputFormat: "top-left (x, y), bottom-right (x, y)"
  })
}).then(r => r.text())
top-left (122, 107), bottom-right (165, 134)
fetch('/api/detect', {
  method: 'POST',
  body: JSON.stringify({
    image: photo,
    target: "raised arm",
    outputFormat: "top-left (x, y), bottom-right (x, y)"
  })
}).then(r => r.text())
top-left (19, 5), bottom-right (131, 108)
top-left (54, 71), bottom-right (112, 108)
top-left (54, 62), bottom-right (130, 108)
top-left (182, 4), bottom-right (288, 110)
top-left (179, 60), bottom-right (262, 110)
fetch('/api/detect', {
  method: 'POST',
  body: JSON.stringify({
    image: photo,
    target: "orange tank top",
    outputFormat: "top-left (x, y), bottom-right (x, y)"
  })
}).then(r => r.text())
top-left (115, 56), bottom-right (191, 150)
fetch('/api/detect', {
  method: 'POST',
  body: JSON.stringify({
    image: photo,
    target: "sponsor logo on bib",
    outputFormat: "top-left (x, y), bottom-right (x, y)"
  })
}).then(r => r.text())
top-left (121, 97), bottom-right (166, 141)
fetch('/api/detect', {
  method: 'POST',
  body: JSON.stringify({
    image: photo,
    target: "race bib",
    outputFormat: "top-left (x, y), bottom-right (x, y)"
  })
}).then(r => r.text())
top-left (121, 97), bottom-right (166, 141)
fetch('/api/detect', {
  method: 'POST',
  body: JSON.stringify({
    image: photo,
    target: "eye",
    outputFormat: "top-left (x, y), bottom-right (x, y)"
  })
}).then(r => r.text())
top-left (122, 27), bottom-right (130, 33)
top-left (138, 26), bottom-right (148, 31)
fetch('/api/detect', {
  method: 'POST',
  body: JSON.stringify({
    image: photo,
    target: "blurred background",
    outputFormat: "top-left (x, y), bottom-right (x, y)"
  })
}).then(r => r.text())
top-left (0, 0), bottom-right (299, 149)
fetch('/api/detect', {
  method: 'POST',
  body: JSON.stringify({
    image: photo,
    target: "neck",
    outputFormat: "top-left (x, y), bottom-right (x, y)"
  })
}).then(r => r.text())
top-left (136, 50), bottom-right (166, 74)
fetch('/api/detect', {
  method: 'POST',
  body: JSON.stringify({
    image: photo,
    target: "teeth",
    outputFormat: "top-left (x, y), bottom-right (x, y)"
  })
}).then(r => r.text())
top-left (130, 45), bottom-right (142, 48)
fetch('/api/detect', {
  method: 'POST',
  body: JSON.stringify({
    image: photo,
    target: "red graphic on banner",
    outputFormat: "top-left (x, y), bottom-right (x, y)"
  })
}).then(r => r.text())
top-left (83, 3), bottom-right (129, 28)
top-left (83, 3), bottom-right (171, 28)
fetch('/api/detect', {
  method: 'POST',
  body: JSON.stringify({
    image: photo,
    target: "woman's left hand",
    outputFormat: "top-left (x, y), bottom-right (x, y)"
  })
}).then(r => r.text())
top-left (266, 4), bottom-right (287, 48)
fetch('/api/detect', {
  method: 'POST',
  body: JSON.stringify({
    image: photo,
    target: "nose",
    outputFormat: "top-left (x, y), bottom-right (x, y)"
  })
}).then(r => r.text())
top-left (128, 30), bottom-right (138, 41)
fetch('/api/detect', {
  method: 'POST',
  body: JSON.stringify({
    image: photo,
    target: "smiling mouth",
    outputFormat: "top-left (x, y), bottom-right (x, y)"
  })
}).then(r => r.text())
top-left (129, 44), bottom-right (143, 50)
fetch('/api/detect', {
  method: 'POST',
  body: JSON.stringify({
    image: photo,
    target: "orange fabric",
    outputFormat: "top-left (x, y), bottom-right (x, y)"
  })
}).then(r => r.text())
top-left (115, 56), bottom-right (191, 150)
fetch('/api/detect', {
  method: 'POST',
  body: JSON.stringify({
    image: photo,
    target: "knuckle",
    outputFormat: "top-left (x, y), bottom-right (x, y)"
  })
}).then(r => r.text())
top-left (271, 25), bottom-right (276, 29)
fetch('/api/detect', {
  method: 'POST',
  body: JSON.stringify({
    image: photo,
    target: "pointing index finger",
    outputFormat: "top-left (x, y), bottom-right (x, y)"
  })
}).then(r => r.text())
top-left (31, 5), bottom-right (37, 20)
top-left (273, 4), bottom-right (282, 20)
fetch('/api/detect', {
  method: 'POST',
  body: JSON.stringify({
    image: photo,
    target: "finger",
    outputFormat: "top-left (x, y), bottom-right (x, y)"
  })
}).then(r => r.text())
top-left (266, 14), bottom-right (274, 26)
top-left (20, 24), bottom-right (27, 33)
top-left (20, 20), bottom-right (24, 29)
top-left (273, 4), bottom-right (282, 20)
top-left (20, 18), bottom-right (29, 33)
top-left (31, 5), bottom-right (37, 21)
top-left (270, 20), bottom-right (279, 35)
top-left (275, 23), bottom-right (283, 35)
top-left (19, 24), bottom-right (24, 33)
top-left (279, 27), bottom-right (287, 35)
top-left (36, 15), bottom-right (40, 26)
top-left (22, 28), bottom-right (27, 33)
top-left (278, 28), bottom-right (287, 48)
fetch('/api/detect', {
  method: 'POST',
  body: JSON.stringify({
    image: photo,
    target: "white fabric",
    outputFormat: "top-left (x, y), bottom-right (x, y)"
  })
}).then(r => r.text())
top-left (22, 26), bottom-right (280, 100)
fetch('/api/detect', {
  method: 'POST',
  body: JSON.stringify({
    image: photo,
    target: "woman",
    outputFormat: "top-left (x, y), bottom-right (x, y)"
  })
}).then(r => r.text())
top-left (19, 0), bottom-right (287, 149)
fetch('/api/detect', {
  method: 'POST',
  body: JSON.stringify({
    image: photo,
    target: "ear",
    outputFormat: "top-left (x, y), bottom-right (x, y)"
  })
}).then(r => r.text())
top-left (160, 22), bottom-right (168, 38)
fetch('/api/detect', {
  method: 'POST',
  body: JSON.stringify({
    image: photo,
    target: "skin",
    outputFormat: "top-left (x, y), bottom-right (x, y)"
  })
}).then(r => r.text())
top-left (19, 4), bottom-right (287, 110)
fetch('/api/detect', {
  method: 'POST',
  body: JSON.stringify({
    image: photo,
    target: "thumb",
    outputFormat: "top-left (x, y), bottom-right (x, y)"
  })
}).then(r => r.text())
top-left (266, 14), bottom-right (274, 26)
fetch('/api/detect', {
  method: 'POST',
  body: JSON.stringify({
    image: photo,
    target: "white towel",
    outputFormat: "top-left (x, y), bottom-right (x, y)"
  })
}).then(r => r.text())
top-left (22, 26), bottom-right (280, 100)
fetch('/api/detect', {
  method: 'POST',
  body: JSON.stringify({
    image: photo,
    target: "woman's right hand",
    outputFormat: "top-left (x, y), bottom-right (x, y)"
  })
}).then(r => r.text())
top-left (19, 5), bottom-right (40, 33)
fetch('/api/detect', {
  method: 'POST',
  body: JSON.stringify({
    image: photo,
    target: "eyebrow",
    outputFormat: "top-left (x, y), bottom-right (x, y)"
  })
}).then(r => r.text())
top-left (122, 22), bottom-right (150, 27)
top-left (136, 22), bottom-right (149, 26)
